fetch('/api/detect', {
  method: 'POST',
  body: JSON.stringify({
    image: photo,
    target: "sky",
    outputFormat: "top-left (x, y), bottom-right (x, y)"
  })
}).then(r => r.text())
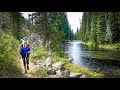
top-left (21, 12), bottom-right (32, 19)
top-left (21, 12), bottom-right (83, 33)
top-left (66, 12), bottom-right (83, 33)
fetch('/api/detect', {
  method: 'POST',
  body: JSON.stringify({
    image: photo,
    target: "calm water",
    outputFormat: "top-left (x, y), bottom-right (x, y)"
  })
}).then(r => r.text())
top-left (62, 40), bottom-right (120, 77)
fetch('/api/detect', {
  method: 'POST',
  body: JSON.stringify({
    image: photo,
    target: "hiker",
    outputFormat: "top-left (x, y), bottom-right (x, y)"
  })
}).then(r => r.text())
top-left (19, 36), bottom-right (27, 59)
top-left (19, 36), bottom-right (31, 73)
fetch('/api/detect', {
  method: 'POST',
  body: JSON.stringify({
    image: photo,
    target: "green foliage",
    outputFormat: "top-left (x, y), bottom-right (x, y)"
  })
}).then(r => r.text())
top-left (109, 12), bottom-right (120, 43)
top-left (32, 12), bottom-right (74, 49)
top-left (0, 30), bottom-right (24, 77)
top-left (34, 48), bottom-right (49, 56)
top-left (9, 12), bottom-right (24, 39)
top-left (78, 12), bottom-right (120, 48)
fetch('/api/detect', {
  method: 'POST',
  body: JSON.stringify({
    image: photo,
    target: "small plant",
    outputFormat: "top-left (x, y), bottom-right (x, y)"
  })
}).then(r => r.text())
top-left (31, 67), bottom-right (48, 78)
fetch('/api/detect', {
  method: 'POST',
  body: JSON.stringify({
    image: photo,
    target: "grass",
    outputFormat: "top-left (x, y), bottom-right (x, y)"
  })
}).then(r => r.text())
top-left (85, 41), bottom-right (120, 50)
top-left (31, 67), bottom-right (48, 78)
top-left (99, 43), bottom-right (120, 50)
top-left (0, 59), bottom-right (25, 78)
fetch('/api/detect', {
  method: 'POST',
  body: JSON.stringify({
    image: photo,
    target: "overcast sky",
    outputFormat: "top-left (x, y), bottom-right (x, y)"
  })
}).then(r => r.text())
top-left (21, 12), bottom-right (83, 33)
top-left (66, 12), bottom-right (83, 33)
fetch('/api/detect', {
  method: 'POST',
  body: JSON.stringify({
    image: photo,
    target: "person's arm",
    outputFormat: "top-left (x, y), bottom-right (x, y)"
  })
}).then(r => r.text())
top-left (27, 44), bottom-right (31, 53)
top-left (19, 44), bottom-right (22, 53)
top-left (18, 44), bottom-right (22, 59)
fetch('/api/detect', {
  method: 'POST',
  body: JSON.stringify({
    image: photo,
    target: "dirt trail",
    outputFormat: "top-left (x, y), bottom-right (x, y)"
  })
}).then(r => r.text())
top-left (19, 58), bottom-right (38, 78)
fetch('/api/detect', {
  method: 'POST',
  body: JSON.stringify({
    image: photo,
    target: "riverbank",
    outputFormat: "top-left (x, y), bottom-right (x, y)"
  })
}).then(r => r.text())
top-left (99, 43), bottom-right (120, 50)
top-left (30, 48), bottom-right (105, 78)
top-left (85, 42), bottom-right (120, 50)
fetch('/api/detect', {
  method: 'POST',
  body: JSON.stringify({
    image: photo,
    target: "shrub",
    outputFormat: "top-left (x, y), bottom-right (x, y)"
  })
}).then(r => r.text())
top-left (0, 30), bottom-right (23, 77)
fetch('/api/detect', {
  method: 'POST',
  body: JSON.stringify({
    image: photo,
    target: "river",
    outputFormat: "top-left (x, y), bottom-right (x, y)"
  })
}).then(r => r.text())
top-left (62, 40), bottom-right (120, 78)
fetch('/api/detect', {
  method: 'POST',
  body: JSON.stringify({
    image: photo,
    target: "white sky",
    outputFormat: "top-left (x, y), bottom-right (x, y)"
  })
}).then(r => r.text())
top-left (21, 12), bottom-right (83, 33)
top-left (66, 12), bottom-right (83, 33)
top-left (21, 12), bottom-right (32, 19)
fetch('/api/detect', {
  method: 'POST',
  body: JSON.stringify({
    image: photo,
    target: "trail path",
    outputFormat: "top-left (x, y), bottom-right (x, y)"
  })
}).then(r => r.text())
top-left (19, 58), bottom-right (38, 78)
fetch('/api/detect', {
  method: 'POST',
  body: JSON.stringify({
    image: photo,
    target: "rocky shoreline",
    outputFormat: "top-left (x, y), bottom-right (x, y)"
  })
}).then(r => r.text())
top-left (35, 56), bottom-right (87, 78)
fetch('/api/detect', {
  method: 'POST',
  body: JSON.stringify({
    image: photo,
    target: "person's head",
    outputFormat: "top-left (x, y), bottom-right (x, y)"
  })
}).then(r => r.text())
top-left (23, 36), bottom-right (28, 47)
top-left (23, 36), bottom-right (28, 42)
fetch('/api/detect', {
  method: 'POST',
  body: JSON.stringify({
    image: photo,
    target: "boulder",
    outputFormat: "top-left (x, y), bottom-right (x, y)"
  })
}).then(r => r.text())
top-left (56, 69), bottom-right (63, 76)
top-left (46, 75), bottom-right (62, 78)
top-left (80, 74), bottom-right (87, 78)
top-left (47, 68), bottom-right (56, 75)
top-left (68, 57), bottom-right (74, 62)
top-left (69, 72), bottom-right (82, 78)
top-left (63, 70), bottom-right (70, 78)
top-left (39, 62), bottom-right (46, 68)
top-left (39, 57), bottom-right (53, 67)
top-left (56, 69), bottom-right (70, 78)
top-left (52, 62), bottom-right (65, 71)
top-left (45, 57), bottom-right (53, 67)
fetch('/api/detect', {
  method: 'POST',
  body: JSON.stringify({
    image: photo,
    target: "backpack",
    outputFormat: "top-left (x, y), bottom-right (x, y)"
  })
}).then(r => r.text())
top-left (20, 39), bottom-right (23, 44)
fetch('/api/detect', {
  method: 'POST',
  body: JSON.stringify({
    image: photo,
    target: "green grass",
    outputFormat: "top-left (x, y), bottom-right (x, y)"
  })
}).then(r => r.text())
top-left (31, 67), bottom-right (48, 78)
top-left (30, 48), bottom-right (50, 64)
top-left (85, 41), bottom-right (120, 50)
top-left (99, 43), bottom-right (120, 50)
top-left (85, 42), bottom-right (94, 46)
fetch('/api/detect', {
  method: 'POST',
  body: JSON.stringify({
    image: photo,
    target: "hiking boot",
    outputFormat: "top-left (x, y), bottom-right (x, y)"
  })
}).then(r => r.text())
top-left (27, 65), bottom-right (29, 70)
top-left (25, 70), bottom-right (27, 73)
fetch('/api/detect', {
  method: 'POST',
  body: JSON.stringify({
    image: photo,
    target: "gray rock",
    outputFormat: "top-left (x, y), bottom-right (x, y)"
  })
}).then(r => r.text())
top-left (63, 70), bottom-right (70, 77)
top-left (46, 75), bottom-right (62, 78)
top-left (45, 57), bottom-right (53, 67)
top-left (80, 74), bottom-right (87, 78)
top-left (47, 68), bottom-right (56, 75)
top-left (39, 57), bottom-right (53, 67)
top-left (55, 69), bottom-right (70, 78)
top-left (39, 62), bottom-right (46, 68)
top-left (68, 57), bottom-right (74, 62)
top-left (52, 62), bottom-right (64, 71)
top-left (69, 72), bottom-right (82, 78)
top-left (56, 69), bottom-right (63, 76)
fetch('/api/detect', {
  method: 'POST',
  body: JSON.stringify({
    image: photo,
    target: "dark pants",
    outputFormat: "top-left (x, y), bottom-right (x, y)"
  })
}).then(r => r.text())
top-left (21, 53), bottom-right (30, 66)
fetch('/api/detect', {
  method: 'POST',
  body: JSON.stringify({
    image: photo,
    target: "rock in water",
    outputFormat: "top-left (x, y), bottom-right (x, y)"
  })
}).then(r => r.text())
top-left (69, 72), bottom-right (82, 78)
top-left (68, 57), bottom-right (73, 62)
